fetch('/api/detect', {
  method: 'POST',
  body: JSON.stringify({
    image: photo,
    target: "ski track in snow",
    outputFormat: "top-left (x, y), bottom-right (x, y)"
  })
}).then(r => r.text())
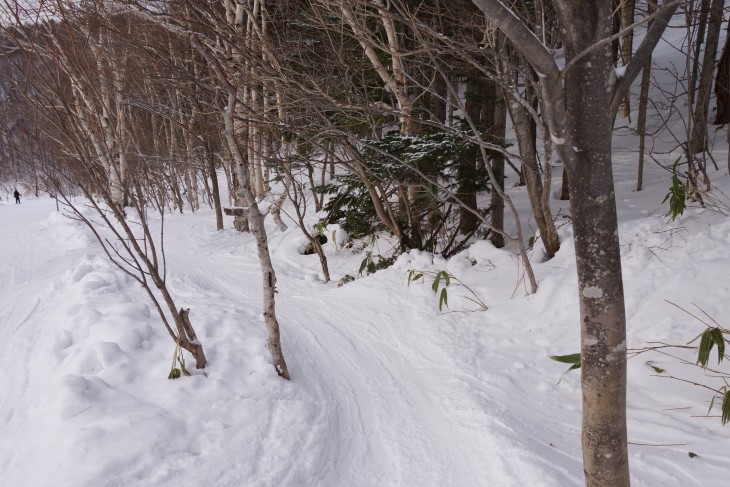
top-left (3, 157), bottom-right (730, 487)
top-left (161, 213), bottom-right (540, 486)
top-left (0, 198), bottom-right (582, 487)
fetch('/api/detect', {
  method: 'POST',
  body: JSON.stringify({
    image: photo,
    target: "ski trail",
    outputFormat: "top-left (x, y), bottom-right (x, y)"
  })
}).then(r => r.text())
top-left (0, 202), bottom-right (85, 472)
top-left (278, 285), bottom-right (544, 486)
top-left (0, 203), bottom-right (578, 486)
top-left (157, 210), bottom-right (570, 486)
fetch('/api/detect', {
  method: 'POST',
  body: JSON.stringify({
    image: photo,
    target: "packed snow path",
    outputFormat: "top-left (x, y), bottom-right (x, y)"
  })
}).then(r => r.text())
top-left (1, 194), bottom-right (728, 486)
top-left (162, 207), bottom-right (575, 486)
top-left (0, 198), bottom-right (573, 486)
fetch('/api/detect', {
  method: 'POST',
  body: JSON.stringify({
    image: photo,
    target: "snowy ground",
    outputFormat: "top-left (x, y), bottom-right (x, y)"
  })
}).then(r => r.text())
top-left (1, 150), bottom-right (730, 486)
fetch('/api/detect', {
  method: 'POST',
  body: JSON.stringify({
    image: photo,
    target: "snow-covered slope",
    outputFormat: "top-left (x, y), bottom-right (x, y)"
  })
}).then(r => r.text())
top-left (1, 154), bottom-right (730, 487)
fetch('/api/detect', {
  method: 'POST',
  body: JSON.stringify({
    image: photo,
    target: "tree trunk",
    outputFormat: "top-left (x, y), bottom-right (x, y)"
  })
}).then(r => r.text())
top-left (618, 0), bottom-right (636, 119)
top-left (177, 308), bottom-right (207, 369)
top-left (243, 189), bottom-right (290, 379)
top-left (289, 177), bottom-right (330, 283)
top-left (689, 0), bottom-right (711, 109)
top-left (230, 162), bottom-right (250, 233)
top-left (571, 165), bottom-right (629, 487)
top-left (689, 0), bottom-right (724, 154)
top-left (272, 141), bottom-right (291, 233)
top-left (470, 1), bottom-right (678, 484)
top-left (489, 94), bottom-right (507, 249)
top-left (637, 0), bottom-right (657, 192)
top-left (207, 144), bottom-right (225, 231)
top-left (461, 70), bottom-right (489, 236)
top-left (560, 168), bottom-right (570, 200)
top-left (508, 98), bottom-right (560, 258)
top-left (433, 70), bottom-right (448, 124)
top-left (195, 32), bottom-right (290, 378)
top-left (223, 89), bottom-right (289, 379)
top-left (550, 38), bottom-right (630, 487)
top-left (556, 7), bottom-right (630, 486)
top-left (636, 61), bottom-right (651, 192)
top-left (712, 21), bottom-right (730, 125)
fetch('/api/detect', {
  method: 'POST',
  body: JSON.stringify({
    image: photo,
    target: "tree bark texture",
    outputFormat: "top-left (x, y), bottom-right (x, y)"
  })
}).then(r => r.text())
top-left (488, 93), bottom-right (507, 249)
top-left (177, 308), bottom-right (207, 369)
top-left (560, 169), bottom-right (570, 200)
top-left (507, 96), bottom-right (560, 258)
top-left (713, 21), bottom-right (730, 125)
top-left (637, 0), bottom-right (657, 192)
top-left (618, 0), bottom-right (636, 119)
top-left (224, 89), bottom-right (290, 380)
top-left (636, 60), bottom-right (651, 192)
top-left (689, 0), bottom-right (711, 109)
top-left (194, 36), bottom-right (290, 379)
top-left (470, 0), bottom-right (679, 485)
top-left (206, 145), bottom-right (225, 231)
top-left (462, 71), bottom-right (490, 236)
top-left (556, 8), bottom-right (629, 484)
top-left (689, 0), bottom-right (725, 154)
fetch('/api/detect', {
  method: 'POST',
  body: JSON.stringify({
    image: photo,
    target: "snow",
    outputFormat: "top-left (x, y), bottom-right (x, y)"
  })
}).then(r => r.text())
top-left (2, 161), bottom-right (730, 486)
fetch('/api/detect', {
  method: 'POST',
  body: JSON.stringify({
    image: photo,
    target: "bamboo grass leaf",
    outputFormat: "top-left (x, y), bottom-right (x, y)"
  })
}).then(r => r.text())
top-left (697, 329), bottom-right (714, 368)
top-left (646, 361), bottom-right (666, 374)
top-left (710, 328), bottom-right (725, 364)
top-left (439, 287), bottom-right (448, 311)
top-left (432, 272), bottom-right (442, 293)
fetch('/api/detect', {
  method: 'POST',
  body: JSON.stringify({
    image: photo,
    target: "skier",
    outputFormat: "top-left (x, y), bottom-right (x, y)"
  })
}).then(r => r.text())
top-left (13, 189), bottom-right (20, 204)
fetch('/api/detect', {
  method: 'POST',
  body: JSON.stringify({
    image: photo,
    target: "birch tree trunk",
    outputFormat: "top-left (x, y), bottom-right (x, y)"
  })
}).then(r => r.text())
top-left (225, 90), bottom-right (289, 379)
top-left (193, 36), bottom-right (290, 380)
top-left (84, 7), bottom-right (126, 210)
top-left (337, 0), bottom-right (419, 247)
